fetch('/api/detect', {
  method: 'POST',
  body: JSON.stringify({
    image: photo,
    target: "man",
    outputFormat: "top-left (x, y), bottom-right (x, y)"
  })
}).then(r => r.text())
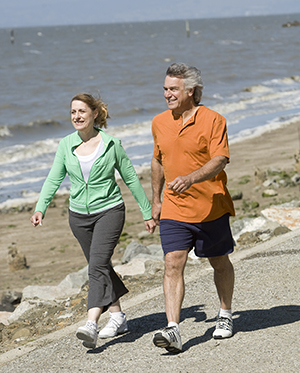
top-left (151, 63), bottom-right (235, 353)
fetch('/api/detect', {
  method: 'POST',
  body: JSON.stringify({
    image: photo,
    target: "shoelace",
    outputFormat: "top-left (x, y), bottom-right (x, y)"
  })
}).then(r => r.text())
top-left (216, 317), bottom-right (233, 330)
top-left (85, 321), bottom-right (97, 331)
top-left (164, 327), bottom-right (179, 342)
top-left (106, 317), bottom-right (123, 329)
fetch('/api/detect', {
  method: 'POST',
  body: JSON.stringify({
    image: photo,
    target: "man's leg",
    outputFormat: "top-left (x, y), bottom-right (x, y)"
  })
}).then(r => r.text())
top-left (153, 249), bottom-right (188, 353)
top-left (208, 254), bottom-right (234, 310)
top-left (208, 254), bottom-right (234, 338)
top-left (164, 249), bottom-right (189, 324)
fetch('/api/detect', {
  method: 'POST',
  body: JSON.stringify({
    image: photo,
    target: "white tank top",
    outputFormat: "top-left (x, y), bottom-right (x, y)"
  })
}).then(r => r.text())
top-left (74, 139), bottom-right (104, 183)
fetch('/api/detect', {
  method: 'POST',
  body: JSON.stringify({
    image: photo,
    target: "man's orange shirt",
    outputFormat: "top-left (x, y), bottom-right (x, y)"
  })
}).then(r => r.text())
top-left (152, 105), bottom-right (235, 223)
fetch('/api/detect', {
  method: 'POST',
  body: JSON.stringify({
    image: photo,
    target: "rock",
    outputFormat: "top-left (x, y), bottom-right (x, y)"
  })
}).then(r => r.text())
top-left (7, 246), bottom-right (27, 271)
top-left (22, 285), bottom-right (81, 301)
top-left (144, 260), bottom-right (164, 275)
top-left (137, 230), bottom-right (151, 239)
top-left (273, 226), bottom-right (291, 236)
top-left (58, 266), bottom-right (88, 289)
top-left (0, 290), bottom-right (22, 312)
top-left (121, 242), bottom-right (163, 264)
top-left (7, 301), bottom-right (36, 324)
top-left (7, 266), bottom-right (89, 324)
top-left (0, 311), bottom-right (13, 326)
top-left (115, 243), bottom-right (164, 278)
top-left (282, 20), bottom-right (300, 27)
top-left (121, 242), bottom-right (150, 263)
top-left (254, 168), bottom-right (267, 185)
top-left (136, 244), bottom-right (164, 261)
top-left (261, 206), bottom-right (300, 230)
top-left (262, 189), bottom-right (278, 197)
top-left (22, 266), bottom-right (88, 302)
top-left (114, 258), bottom-right (148, 277)
top-left (231, 216), bottom-right (282, 242)
top-left (263, 178), bottom-right (277, 188)
top-left (230, 190), bottom-right (243, 201)
top-left (237, 231), bottom-right (262, 246)
top-left (12, 327), bottom-right (32, 341)
top-left (291, 174), bottom-right (300, 184)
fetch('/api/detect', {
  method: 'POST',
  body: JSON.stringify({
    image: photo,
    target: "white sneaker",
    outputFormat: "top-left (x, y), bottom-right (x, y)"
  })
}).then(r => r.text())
top-left (76, 321), bottom-right (98, 349)
top-left (213, 316), bottom-right (233, 339)
top-left (153, 326), bottom-right (182, 353)
top-left (98, 313), bottom-right (128, 339)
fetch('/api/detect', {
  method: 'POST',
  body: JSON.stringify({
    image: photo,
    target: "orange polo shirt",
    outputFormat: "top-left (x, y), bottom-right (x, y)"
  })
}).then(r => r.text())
top-left (152, 105), bottom-right (235, 223)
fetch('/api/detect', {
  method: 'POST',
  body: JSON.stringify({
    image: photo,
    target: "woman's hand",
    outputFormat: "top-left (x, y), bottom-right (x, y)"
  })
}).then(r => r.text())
top-left (144, 218), bottom-right (156, 233)
top-left (30, 211), bottom-right (43, 227)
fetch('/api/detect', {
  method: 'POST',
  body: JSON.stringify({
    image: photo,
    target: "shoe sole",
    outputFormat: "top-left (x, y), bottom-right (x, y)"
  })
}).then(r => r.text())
top-left (98, 327), bottom-right (128, 339)
top-left (76, 330), bottom-right (96, 343)
top-left (213, 332), bottom-right (233, 339)
top-left (153, 333), bottom-right (182, 353)
top-left (82, 340), bottom-right (96, 349)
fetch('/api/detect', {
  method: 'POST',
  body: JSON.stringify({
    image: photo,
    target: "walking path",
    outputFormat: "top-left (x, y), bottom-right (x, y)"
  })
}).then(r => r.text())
top-left (1, 229), bottom-right (299, 372)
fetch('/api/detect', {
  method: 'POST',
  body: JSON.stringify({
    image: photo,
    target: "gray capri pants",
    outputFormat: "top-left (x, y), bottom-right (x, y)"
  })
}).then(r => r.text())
top-left (69, 203), bottom-right (128, 312)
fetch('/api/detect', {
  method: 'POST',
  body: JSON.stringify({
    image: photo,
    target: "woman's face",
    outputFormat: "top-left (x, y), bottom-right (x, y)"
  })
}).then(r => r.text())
top-left (71, 100), bottom-right (98, 132)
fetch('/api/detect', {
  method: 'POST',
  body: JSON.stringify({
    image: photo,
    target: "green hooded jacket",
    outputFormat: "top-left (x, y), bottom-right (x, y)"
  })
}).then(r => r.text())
top-left (35, 129), bottom-right (152, 220)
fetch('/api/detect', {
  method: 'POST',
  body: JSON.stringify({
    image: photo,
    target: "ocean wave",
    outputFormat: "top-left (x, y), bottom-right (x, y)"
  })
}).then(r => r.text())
top-left (229, 112), bottom-right (300, 144)
top-left (107, 120), bottom-right (152, 138)
top-left (0, 164), bottom-right (50, 180)
top-left (0, 176), bottom-right (46, 188)
top-left (0, 138), bottom-right (60, 164)
top-left (218, 39), bottom-right (243, 45)
top-left (0, 120), bottom-right (63, 139)
top-left (270, 76), bottom-right (300, 85)
top-left (212, 80), bottom-right (300, 123)
top-left (112, 107), bottom-right (153, 118)
top-left (29, 49), bottom-right (42, 55)
top-left (0, 186), bottom-right (71, 210)
top-left (242, 85), bottom-right (272, 93)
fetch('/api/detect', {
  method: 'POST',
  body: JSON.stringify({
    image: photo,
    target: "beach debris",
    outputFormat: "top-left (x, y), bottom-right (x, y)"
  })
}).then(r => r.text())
top-left (282, 20), bottom-right (300, 27)
top-left (7, 245), bottom-right (27, 271)
top-left (0, 290), bottom-right (22, 312)
top-left (293, 151), bottom-right (300, 172)
top-left (230, 190), bottom-right (243, 201)
top-left (185, 20), bottom-right (190, 37)
top-left (262, 189), bottom-right (278, 197)
top-left (291, 174), bottom-right (300, 184)
top-left (254, 167), bottom-right (267, 185)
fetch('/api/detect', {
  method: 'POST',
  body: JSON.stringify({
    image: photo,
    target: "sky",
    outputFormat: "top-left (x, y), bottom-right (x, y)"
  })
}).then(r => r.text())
top-left (1, 0), bottom-right (300, 29)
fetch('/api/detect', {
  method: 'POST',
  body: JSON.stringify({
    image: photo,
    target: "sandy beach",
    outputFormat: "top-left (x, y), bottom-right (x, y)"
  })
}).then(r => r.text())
top-left (1, 121), bottom-right (300, 297)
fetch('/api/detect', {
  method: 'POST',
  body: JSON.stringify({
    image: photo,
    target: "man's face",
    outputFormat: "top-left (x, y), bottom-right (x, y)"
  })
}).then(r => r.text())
top-left (163, 75), bottom-right (193, 113)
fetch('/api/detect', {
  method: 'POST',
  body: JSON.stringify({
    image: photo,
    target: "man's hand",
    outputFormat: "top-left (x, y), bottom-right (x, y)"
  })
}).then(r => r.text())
top-left (168, 175), bottom-right (192, 194)
top-left (167, 156), bottom-right (228, 194)
top-left (151, 201), bottom-right (162, 225)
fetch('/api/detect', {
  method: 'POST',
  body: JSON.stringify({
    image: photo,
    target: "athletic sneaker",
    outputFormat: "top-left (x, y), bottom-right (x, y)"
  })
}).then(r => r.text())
top-left (213, 316), bottom-right (233, 339)
top-left (153, 326), bottom-right (182, 353)
top-left (76, 321), bottom-right (98, 349)
top-left (98, 313), bottom-right (128, 339)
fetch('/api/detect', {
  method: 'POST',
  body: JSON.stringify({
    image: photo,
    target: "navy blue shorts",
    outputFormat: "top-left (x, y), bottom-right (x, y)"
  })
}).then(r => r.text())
top-left (159, 214), bottom-right (234, 258)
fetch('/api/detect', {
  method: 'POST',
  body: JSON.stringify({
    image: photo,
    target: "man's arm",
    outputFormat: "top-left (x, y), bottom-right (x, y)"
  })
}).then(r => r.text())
top-left (151, 157), bottom-right (165, 224)
top-left (167, 155), bottom-right (228, 194)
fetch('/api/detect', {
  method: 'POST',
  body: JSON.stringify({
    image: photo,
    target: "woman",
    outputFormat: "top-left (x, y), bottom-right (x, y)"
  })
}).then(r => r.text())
top-left (30, 93), bottom-right (155, 349)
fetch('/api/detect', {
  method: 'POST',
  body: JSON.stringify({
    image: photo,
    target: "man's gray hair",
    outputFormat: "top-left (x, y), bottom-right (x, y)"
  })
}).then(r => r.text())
top-left (166, 63), bottom-right (204, 104)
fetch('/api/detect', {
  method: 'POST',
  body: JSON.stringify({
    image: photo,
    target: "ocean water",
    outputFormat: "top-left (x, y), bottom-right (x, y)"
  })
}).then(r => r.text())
top-left (1, 13), bottom-right (300, 207)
